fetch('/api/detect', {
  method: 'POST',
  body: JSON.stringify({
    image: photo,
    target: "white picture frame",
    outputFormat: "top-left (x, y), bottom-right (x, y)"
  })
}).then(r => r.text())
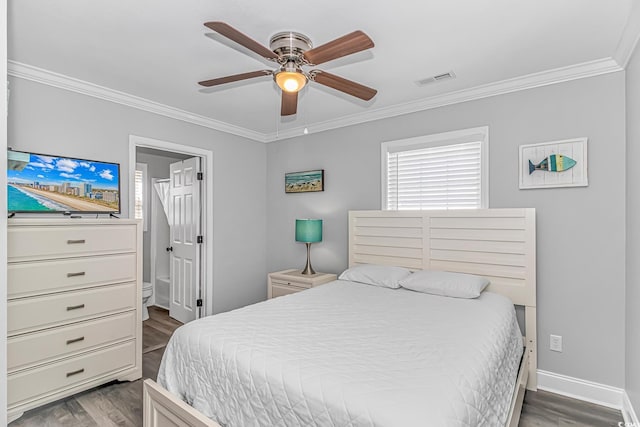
top-left (519, 137), bottom-right (588, 189)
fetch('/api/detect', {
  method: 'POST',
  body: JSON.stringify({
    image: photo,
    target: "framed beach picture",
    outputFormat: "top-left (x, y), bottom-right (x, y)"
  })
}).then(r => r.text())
top-left (285, 169), bottom-right (324, 193)
top-left (519, 137), bottom-right (588, 189)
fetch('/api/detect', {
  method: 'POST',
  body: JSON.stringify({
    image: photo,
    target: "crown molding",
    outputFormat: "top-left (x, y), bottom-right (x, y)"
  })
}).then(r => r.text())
top-left (8, 58), bottom-right (623, 144)
top-left (614, 1), bottom-right (640, 68)
top-left (267, 57), bottom-right (623, 142)
top-left (7, 61), bottom-right (268, 143)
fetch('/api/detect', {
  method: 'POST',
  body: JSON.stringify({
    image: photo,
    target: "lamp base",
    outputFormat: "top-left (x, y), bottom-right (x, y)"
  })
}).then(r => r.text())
top-left (301, 242), bottom-right (316, 275)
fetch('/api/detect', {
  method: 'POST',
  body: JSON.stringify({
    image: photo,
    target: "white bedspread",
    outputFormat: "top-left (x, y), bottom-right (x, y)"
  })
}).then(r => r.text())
top-left (158, 280), bottom-right (523, 427)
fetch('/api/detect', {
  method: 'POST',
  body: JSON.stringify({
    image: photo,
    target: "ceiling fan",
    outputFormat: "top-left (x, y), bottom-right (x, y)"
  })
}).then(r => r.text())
top-left (198, 22), bottom-right (377, 116)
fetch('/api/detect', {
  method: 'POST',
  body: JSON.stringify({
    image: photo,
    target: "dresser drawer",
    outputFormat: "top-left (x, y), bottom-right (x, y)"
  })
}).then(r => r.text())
top-left (8, 224), bottom-right (137, 261)
top-left (8, 340), bottom-right (136, 407)
top-left (8, 282), bottom-right (136, 335)
top-left (8, 311), bottom-right (136, 372)
top-left (8, 253), bottom-right (137, 299)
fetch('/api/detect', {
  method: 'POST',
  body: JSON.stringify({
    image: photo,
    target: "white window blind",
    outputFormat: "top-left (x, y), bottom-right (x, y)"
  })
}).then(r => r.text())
top-left (383, 127), bottom-right (488, 210)
top-left (135, 163), bottom-right (147, 231)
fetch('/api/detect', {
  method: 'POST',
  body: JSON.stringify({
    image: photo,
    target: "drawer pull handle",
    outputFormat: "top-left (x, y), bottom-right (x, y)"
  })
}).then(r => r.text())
top-left (67, 272), bottom-right (86, 278)
top-left (67, 239), bottom-right (86, 244)
top-left (66, 304), bottom-right (85, 311)
top-left (66, 336), bottom-right (85, 345)
top-left (66, 368), bottom-right (85, 377)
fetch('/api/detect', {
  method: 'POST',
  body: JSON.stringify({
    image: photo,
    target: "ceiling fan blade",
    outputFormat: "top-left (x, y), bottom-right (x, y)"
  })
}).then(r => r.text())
top-left (311, 71), bottom-right (377, 101)
top-left (281, 91), bottom-right (298, 116)
top-left (204, 21), bottom-right (279, 60)
top-left (303, 30), bottom-right (374, 65)
top-left (198, 70), bottom-right (272, 87)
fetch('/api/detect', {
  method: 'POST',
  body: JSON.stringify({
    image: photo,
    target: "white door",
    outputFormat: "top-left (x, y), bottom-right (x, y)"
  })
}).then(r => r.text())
top-left (168, 157), bottom-right (201, 324)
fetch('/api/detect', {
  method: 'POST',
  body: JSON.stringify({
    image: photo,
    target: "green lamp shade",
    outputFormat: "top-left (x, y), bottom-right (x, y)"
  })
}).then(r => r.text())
top-left (295, 219), bottom-right (323, 243)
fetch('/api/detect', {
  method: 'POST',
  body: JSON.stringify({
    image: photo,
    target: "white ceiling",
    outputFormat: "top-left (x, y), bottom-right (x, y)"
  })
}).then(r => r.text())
top-left (7, 0), bottom-right (638, 141)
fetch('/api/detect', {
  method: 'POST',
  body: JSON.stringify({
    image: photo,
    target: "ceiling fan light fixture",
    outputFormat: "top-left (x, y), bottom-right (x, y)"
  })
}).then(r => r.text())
top-left (275, 70), bottom-right (307, 93)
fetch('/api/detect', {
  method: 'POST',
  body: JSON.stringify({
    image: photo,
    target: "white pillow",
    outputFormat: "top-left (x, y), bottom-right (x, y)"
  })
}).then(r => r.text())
top-left (399, 270), bottom-right (490, 298)
top-left (339, 264), bottom-right (411, 289)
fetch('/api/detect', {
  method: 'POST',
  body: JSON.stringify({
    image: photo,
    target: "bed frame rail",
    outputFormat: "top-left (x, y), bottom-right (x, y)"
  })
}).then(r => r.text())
top-left (143, 379), bottom-right (220, 427)
top-left (507, 344), bottom-right (530, 427)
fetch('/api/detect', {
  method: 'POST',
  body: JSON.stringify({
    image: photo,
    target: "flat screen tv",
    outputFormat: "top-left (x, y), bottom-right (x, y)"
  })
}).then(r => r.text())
top-left (7, 149), bottom-right (121, 214)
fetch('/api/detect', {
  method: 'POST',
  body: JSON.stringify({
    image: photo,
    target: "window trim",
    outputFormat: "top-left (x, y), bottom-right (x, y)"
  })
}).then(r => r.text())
top-left (381, 126), bottom-right (489, 210)
top-left (135, 162), bottom-right (148, 232)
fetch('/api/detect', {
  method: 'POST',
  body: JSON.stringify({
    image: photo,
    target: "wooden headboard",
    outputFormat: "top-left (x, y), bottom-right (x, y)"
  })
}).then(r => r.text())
top-left (348, 208), bottom-right (537, 390)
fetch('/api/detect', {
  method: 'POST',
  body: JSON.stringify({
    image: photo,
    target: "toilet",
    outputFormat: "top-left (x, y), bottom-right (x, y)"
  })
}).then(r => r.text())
top-left (142, 281), bottom-right (153, 321)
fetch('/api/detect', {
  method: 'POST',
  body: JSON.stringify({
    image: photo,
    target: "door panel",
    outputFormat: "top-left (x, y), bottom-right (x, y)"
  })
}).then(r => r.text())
top-left (169, 157), bottom-right (200, 324)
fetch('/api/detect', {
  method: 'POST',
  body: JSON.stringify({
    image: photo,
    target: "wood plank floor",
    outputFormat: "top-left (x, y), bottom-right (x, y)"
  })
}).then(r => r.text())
top-left (143, 306), bottom-right (182, 354)
top-left (10, 307), bottom-right (624, 426)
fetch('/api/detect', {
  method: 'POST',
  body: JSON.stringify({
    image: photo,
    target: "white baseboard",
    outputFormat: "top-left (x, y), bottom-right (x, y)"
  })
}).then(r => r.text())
top-left (537, 370), bottom-right (623, 409)
top-left (623, 391), bottom-right (640, 425)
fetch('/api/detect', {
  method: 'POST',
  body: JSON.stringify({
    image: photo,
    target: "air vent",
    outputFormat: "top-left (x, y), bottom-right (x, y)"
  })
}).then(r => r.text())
top-left (415, 71), bottom-right (456, 86)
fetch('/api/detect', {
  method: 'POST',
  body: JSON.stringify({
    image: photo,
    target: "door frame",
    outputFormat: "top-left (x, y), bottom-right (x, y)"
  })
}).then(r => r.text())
top-left (129, 135), bottom-right (214, 318)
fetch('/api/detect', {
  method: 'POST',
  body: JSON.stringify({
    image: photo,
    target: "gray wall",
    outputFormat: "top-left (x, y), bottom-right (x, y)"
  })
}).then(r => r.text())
top-left (267, 72), bottom-right (626, 387)
top-left (8, 77), bottom-right (268, 314)
top-left (626, 40), bottom-right (640, 414)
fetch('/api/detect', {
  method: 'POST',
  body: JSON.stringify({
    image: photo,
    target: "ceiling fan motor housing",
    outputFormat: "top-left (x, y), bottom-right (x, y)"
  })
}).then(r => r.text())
top-left (270, 32), bottom-right (313, 64)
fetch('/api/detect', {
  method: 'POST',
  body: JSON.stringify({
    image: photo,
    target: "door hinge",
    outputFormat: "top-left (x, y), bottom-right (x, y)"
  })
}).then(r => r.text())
top-left (196, 299), bottom-right (203, 307)
top-left (197, 172), bottom-right (203, 181)
top-left (197, 235), bottom-right (203, 244)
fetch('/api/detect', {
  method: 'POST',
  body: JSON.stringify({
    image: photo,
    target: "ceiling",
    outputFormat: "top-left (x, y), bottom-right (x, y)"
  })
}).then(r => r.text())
top-left (7, 1), bottom-right (639, 142)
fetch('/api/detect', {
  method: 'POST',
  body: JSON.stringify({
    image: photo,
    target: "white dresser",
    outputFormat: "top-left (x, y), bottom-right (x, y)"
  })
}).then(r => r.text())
top-left (6, 219), bottom-right (142, 421)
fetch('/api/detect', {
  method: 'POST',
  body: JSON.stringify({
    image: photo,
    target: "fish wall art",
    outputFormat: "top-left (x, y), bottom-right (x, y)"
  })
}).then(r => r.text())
top-left (519, 138), bottom-right (588, 189)
top-left (528, 154), bottom-right (577, 175)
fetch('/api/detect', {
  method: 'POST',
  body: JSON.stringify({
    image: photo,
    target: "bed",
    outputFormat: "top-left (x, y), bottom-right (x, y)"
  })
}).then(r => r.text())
top-left (144, 208), bottom-right (537, 427)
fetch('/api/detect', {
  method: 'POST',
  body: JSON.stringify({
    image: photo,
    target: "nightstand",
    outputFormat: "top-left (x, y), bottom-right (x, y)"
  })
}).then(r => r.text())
top-left (268, 269), bottom-right (337, 299)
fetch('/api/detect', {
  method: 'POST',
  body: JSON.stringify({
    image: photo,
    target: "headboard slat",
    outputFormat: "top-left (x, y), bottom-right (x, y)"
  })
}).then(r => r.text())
top-left (430, 239), bottom-right (525, 253)
top-left (430, 216), bottom-right (526, 230)
top-left (352, 254), bottom-right (424, 270)
top-left (430, 228), bottom-right (525, 242)
top-left (355, 235), bottom-right (424, 248)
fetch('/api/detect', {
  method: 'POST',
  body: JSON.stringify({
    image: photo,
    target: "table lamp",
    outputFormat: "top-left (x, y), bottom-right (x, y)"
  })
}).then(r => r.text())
top-left (295, 219), bottom-right (323, 275)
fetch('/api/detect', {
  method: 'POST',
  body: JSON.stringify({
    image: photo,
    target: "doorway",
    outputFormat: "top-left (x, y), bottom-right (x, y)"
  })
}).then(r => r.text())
top-left (128, 135), bottom-right (214, 322)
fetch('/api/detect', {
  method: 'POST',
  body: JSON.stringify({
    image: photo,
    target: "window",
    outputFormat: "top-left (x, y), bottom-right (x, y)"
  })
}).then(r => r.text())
top-left (134, 162), bottom-right (148, 231)
top-left (382, 127), bottom-right (488, 210)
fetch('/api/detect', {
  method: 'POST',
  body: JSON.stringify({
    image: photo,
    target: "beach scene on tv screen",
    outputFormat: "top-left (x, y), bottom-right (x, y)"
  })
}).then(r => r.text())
top-left (7, 151), bottom-right (120, 212)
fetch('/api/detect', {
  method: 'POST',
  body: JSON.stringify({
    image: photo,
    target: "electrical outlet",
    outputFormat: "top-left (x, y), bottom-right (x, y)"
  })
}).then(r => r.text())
top-left (550, 335), bottom-right (563, 352)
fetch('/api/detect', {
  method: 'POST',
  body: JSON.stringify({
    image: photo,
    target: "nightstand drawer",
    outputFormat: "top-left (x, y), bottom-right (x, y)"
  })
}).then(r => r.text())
top-left (8, 253), bottom-right (137, 299)
top-left (8, 224), bottom-right (137, 261)
top-left (268, 270), bottom-right (337, 300)
top-left (8, 282), bottom-right (136, 335)
top-left (8, 340), bottom-right (135, 407)
top-left (270, 278), bottom-right (311, 289)
top-left (270, 283), bottom-right (305, 298)
top-left (8, 311), bottom-right (136, 372)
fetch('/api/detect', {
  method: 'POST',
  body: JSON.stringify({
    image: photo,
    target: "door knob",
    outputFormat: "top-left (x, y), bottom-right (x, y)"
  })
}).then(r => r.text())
top-left (166, 246), bottom-right (173, 252)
